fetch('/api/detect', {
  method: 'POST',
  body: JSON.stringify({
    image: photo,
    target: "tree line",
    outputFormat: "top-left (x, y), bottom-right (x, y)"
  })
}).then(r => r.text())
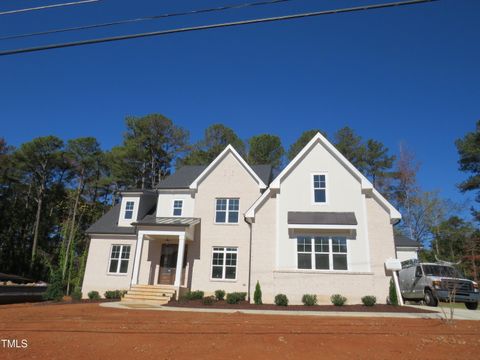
top-left (0, 114), bottom-right (479, 292)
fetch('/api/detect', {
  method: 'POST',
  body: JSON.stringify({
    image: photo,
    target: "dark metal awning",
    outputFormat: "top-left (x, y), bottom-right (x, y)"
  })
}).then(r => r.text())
top-left (133, 215), bottom-right (200, 227)
top-left (287, 212), bottom-right (357, 229)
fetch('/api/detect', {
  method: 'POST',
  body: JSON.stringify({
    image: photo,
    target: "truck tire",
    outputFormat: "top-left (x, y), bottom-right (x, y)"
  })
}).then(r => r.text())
top-left (424, 289), bottom-right (438, 307)
top-left (465, 302), bottom-right (478, 310)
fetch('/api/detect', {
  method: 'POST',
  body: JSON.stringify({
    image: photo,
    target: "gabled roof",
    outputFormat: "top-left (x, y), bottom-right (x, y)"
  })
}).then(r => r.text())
top-left (189, 145), bottom-right (268, 190)
top-left (157, 165), bottom-right (207, 189)
top-left (156, 164), bottom-right (272, 190)
top-left (246, 132), bottom-right (401, 223)
top-left (394, 234), bottom-right (421, 248)
top-left (86, 204), bottom-right (136, 235)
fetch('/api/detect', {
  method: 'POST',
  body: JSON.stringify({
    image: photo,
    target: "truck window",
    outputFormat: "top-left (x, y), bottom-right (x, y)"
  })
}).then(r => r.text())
top-left (415, 266), bottom-right (422, 277)
top-left (422, 265), bottom-right (461, 278)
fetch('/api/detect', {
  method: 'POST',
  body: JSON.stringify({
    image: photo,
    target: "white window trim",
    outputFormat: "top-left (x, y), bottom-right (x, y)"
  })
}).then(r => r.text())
top-left (311, 172), bottom-right (328, 205)
top-left (214, 198), bottom-right (240, 225)
top-left (296, 236), bottom-right (348, 271)
top-left (172, 199), bottom-right (183, 217)
top-left (107, 244), bottom-right (131, 275)
top-left (124, 201), bottom-right (135, 220)
top-left (210, 247), bottom-right (238, 281)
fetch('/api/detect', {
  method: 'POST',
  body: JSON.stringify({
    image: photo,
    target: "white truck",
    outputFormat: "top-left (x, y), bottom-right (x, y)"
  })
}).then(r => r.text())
top-left (398, 260), bottom-right (479, 310)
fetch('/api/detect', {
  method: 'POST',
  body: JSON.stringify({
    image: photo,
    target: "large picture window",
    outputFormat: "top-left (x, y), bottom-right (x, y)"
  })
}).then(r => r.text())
top-left (313, 174), bottom-right (327, 203)
top-left (297, 236), bottom-right (347, 270)
top-left (108, 245), bottom-right (131, 274)
top-left (211, 247), bottom-right (237, 280)
top-left (215, 198), bottom-right (239, 223)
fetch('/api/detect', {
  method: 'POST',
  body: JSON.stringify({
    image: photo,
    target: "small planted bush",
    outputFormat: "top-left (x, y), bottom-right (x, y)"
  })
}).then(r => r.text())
top-left (71, 287), bottom-right (82, 301)
top-left (274, 294), bottom-right (289, 306)
top-left (215, 289), bottom-right (226, 301)
top-left (254, 281), bottom-right (262, 305)
top-left (330, 294), bottom-right (347, 306)
top-left (202, 296), bottom-right (216, 305)
top-left (302, 294), bottom-right (317, 306)
top-left (226, 292), bottom-right (247, 304)
top-left (88, 291), bottom-right (101, 300)
top-left (361, 295), bottom-right (376, 307)
top-left (185, 290), bottom-right (204, 300)
top-left (104, 290), bottom-right (126, 299)
top-left (388, 278), bottom-right (398, 306)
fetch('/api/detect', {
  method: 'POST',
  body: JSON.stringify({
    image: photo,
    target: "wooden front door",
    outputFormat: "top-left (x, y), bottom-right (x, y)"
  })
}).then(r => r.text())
top-left (159, 244), bottom-right (178, 285)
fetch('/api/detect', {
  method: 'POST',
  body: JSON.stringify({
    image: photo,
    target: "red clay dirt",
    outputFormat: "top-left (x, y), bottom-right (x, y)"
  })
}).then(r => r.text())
top-left (0, 302), bottom-right (479, 359)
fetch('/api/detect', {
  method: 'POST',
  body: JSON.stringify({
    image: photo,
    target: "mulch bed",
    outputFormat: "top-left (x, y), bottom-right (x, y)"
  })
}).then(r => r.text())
top-left (165, 299), bottom-right (436, 313)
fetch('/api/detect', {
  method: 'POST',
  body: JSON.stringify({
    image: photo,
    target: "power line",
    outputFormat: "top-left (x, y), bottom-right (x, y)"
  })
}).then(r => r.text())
top-left (0, 0), bottom-right (439, 57)
top-left (0, 0), bottom-right (101, 16)
top-left (0, 0), bottom-right (293, 41)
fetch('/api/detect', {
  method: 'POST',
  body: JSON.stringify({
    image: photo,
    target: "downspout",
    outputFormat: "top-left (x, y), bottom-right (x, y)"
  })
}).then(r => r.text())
top-left (246, 219), bottom-right (253, 303)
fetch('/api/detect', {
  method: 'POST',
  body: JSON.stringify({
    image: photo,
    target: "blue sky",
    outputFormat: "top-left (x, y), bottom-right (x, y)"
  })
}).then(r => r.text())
top-left (1, 0), bottom-right (479, 214)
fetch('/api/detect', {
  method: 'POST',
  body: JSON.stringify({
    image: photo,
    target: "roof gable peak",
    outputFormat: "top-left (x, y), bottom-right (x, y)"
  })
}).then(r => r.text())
top-left (189, 144), bottom-right (267, 190)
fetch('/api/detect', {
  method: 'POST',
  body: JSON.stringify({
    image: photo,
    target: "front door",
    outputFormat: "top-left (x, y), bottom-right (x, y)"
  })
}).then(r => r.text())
top-left (159, 244), bottom-right (178, 285)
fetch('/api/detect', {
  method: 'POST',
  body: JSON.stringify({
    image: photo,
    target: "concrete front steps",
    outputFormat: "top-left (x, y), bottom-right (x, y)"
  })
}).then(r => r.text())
top-left (122, 285), bottom-right (175, 304)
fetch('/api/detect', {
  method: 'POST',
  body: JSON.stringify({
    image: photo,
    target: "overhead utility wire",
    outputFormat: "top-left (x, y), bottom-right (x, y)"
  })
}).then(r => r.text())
top-left (0, 0), bottom-right (439, 57)
top-left (0, 0), bottom-right (293, 41)
top-left (0, 0), bottom-right (100, 16)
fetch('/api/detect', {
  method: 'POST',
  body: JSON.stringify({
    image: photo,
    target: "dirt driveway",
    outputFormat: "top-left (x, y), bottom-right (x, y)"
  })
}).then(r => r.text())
top-left (0, 303), bottom-right (479, 359)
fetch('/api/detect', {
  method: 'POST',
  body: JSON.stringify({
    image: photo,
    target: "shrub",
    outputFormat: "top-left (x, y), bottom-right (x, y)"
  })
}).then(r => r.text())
top-left (330, 294), bottom-right (347, 306)
top-left (361, 295), bottom-right (376, 307)
top-left (215, 289), bottom-right (226, 301)
top-left (202, 296), bottom-right (215, 305)
top-left (43, 270), bottom-right (64, 301)
top-left (71, 286), bottom-right (82, 301)
top-left (274, 294), bottom-right (289, 306)
top-left (389, 278), bottom-right (398, 306)
top-left (302, 294), bottom-right (317, 306)
top-left (88, 291), bottom-right (101, 300)
top-left (226, 292), bottom-right (247, 304)
top-left (104, 290), bottom-right (126, 299)
top-left (254, 281), bottom-right (262, 305)
top-left (185, 290), bottom-right (204, 300)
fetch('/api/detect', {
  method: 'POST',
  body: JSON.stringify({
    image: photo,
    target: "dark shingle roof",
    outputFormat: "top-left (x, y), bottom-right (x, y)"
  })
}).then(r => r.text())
top-left (86, 204), bottom-right (136, 235)
top-left (251, 165), bottom-right (273, 186)
top-left (157, 165), bottom-right (207, 189)
top-left (157, 164), bottom-right (273, 189)
top-left (288, 212), bottom-right (358, 225)
top-left (394, 234), bottom-right (420, 248)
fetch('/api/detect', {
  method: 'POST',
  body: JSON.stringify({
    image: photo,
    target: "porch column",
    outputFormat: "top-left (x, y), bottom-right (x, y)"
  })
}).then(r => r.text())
top-left (131, 231), bottom-right (144, 286)
top-left (174, 234), bottom-right (186, 289)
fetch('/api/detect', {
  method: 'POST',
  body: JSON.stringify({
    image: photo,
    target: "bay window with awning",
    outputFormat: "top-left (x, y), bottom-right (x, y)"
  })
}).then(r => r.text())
top-left (288, 211), bottom-right (357, 272)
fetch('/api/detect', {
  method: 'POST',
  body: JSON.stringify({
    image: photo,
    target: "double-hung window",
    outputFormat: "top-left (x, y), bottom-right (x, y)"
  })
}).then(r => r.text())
top-left (173, 200), bottom-right (183, 216)
top-left (297, 236), bottom-right (347, 270)
top-left (108, 245), bottom-right (131, 274)
top-left (124, 201), bottom-right (134, 219)
top-left (211, 247), bottom-right (237, 280)
top-left (313, 174), bottom-right (327, 203)
top-left (215, 198), bottom-right (239, 224)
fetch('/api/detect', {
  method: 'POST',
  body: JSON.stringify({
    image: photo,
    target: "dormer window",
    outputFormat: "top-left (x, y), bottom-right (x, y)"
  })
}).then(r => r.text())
top-left (313, 174), bottom-right (327, 203)
top-left (173, 200), bottom-right (183, 217)
top-left (124, 201), bottom-right (134, 219)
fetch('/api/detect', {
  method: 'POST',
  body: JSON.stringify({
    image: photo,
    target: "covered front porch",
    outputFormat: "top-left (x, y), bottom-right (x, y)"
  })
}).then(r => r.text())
top-left (130, 217), bottom-right (199, 300)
